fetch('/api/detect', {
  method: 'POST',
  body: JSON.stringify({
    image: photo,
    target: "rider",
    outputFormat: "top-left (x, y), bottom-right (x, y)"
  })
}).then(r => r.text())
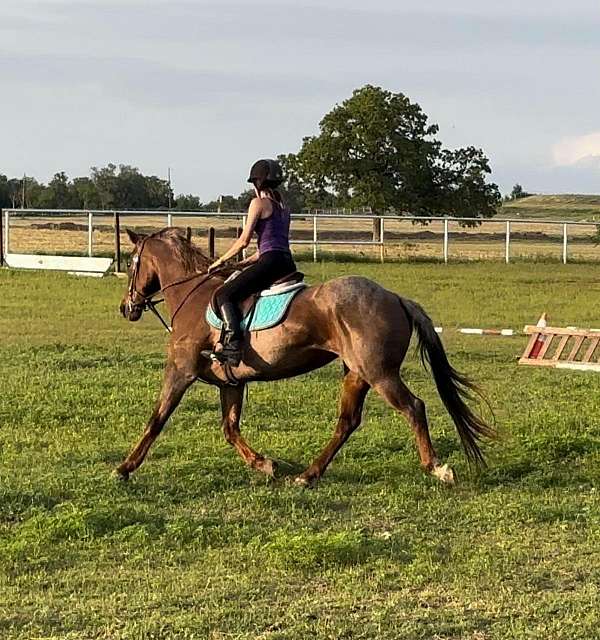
top-left (207, 158), bottom-right (296, 365)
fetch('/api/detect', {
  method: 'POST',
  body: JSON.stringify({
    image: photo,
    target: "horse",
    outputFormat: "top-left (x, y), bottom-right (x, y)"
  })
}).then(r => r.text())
top-left (117, 227), bottom-right (494, 486)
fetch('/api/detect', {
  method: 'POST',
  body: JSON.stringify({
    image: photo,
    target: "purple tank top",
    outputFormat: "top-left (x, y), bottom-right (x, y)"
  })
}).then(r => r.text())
top-left (255, 201), bottom-right (291, 253)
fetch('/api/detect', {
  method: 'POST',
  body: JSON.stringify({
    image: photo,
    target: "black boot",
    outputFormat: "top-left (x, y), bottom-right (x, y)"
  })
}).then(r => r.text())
top-left (213, 301), bottom-right (243, 366)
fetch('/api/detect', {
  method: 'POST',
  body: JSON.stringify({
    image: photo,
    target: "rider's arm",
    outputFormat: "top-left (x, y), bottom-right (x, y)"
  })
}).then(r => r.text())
top-left (210, 199), bottom-right (262, 269)
top-left (237, 251), bottom-right (260, 268)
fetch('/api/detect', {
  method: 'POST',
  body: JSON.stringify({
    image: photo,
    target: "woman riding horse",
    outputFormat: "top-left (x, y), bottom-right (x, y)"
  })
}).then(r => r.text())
top-left (206, 159), bottom-right (296, 365)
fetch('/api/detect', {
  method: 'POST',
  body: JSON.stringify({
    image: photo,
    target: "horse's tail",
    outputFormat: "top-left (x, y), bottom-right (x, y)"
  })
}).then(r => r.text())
top-left (399, 297), bottom-right (495, 467)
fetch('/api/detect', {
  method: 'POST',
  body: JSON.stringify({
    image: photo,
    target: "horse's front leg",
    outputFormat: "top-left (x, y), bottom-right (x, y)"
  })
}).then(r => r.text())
top-left (220, 384), bottom-right (276, 477)
top-left (295, 369), bottom-right (370, 487)
top-left (115, 362), bottom-right (195, 480)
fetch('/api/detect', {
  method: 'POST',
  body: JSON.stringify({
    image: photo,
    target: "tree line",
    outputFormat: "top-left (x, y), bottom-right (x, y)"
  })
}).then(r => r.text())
top-left (0, 165), bottom-right (254, 212)
top-left (1, 85), bottom-right (505, 220)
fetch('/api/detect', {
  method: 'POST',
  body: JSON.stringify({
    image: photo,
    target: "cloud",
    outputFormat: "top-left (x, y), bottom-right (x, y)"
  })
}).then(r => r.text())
top-left (553, 132), bottom-right (600, 166)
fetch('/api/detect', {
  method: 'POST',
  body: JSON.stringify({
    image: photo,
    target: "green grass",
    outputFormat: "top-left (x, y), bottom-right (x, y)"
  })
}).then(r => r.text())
top-left (501, 194), bottom-right (600, 221)
top-left (2, 262), bottom-right (600, 639)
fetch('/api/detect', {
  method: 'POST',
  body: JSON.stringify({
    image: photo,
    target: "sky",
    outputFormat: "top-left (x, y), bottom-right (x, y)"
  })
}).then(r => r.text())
top-left (1, 0), bottom-right (599, 200)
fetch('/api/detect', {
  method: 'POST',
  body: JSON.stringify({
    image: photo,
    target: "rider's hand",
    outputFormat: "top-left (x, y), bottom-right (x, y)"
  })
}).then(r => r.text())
top-left (208, 260), bottom-right (222, 274)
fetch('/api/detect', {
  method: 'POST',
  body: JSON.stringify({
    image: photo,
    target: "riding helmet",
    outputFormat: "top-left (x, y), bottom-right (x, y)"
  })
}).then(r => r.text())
top-left (247, 159), bottom-right (284, 188)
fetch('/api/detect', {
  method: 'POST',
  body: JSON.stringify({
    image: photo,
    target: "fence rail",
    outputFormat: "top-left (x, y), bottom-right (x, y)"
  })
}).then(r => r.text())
top-left (2, 208), bottom-right (599, 268)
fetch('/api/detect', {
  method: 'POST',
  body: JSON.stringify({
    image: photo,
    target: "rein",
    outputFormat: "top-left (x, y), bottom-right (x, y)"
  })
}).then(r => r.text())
top-left (128, 238), bottom-right (224, 333)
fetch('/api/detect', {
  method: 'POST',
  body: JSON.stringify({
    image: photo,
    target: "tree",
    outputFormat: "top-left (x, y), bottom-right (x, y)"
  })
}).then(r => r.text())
top-left (7, 178), bottom-right (23, 208)
top-left (91, 164), bottom-right (118, 209)
top-left (36, 172), bottom-right (81, 209)
top-left (287, 85), bottom-right (440, 213)
top-left (236, 189), bottom-right (255, 211)
top-left (434, 147), bottom-right (501, 220)
top-left (0, 174), bottom-right (10, 208)
top-left (145, 175), bottom-right (171, 209)
top-left (72, 177), bottom-right (102, 209)
top-left (509, 184), bottom-right (531, 201)
top-left (285, 84), bottom-right (500, 219)
top-left (89, 164), bottom-right (171, 209)
top-left (23, 177), bottom-right (46, 209)
top-left (175, 194), bottom-right (202, 210)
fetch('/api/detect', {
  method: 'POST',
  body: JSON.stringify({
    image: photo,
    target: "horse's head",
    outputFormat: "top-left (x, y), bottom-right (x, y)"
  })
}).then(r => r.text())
top-left (120, 229), bottom-right (161, 322)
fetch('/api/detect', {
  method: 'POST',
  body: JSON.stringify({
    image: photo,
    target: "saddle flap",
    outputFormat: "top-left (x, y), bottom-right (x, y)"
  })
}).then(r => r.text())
top-left (210, 284), bottom-right (257, 320)
top-left (206, 284), bottom-right (306, 333)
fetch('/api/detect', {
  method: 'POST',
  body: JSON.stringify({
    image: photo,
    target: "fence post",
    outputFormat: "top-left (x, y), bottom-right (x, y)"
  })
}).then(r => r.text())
top-left (4, 209), bottom-right (9, 256)
top-left (313, 215), bottom-right (318, 263)
top-left (505, 220), bottom-right (510, 264)
top-left (208, 227), bottom-right (216, 258)
top-left (87, 212), bottom-right (93, 257)
top-left (0, 209), bottom-right (4, 266)
top-left (167, 212), bottom-right (173, 227)
top-left (114, 210), bottom-right (121, 273)
top-left (563, 223), bottom-right (568, 264)
top-left (186, 226), bottom-right (192, 242)
top-left (242, 215), bottom-right (247, 260)
top-left (443, 218), bottom-right (449, 263)
top-left (372, 216), bottom-right (381, 242)
top-left (236, 226), bottom-right (243, 262)
top-left (379, 217), bottom-right (384, 263)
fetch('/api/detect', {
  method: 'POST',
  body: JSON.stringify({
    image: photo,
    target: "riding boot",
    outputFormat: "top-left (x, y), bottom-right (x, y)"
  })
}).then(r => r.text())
top-left (213, 301), bottom-right (243, 366)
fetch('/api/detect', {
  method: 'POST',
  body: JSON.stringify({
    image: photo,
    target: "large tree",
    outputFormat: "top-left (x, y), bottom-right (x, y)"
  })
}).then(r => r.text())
top-left (284, 85), bottom-right (500, 218)
top-left (0, 174), bottom-right (10, 208)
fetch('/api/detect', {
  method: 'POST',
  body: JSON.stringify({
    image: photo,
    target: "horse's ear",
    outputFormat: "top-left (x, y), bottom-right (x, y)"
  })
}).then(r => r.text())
top-left (126, 228), bottom-right (145, 245)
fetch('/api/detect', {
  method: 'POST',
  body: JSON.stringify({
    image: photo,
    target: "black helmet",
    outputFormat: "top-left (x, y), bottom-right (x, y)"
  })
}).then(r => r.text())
top-left (247, 159), bottom-right (284, 188)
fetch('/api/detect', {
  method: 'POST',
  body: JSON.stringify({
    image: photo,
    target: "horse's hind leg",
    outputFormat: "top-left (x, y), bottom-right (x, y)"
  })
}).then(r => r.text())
top-left (115, 362), bottom-right (195, 480)
top-left (295, 369), bottom-right (370, 487)
top-left (220, 384), bottom-right (276, 477)
top-left (373, 375), bottom-right (454, 484)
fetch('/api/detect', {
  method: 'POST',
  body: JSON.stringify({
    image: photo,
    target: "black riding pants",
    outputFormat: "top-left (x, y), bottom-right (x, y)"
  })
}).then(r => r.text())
top-left (216, 250), bottom-right (296, 318)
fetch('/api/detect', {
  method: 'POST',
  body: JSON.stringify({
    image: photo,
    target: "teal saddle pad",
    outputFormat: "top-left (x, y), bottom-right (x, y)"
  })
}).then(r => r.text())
top-left (206, 286), bottom-right (305, 332)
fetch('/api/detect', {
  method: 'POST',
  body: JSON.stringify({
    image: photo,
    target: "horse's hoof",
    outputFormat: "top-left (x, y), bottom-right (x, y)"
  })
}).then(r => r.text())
top-left (294, 475), bottom-right (318, 489)
top-left (113, 467), bottom-right (129, 482)
top-left (255, 458), bottom-right (277, 478)
top-left (431, 463), bottom-right (455, 485)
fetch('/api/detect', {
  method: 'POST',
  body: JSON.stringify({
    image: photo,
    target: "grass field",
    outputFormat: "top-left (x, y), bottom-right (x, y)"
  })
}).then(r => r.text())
top-left (2, 261), bottom-right (600, 639)
top-left (501, 194), bottom-right (600, 221)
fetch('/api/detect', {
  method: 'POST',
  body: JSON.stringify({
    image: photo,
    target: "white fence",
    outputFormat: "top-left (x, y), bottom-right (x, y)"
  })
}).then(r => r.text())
top-left (1, 208), bottom-right (599, 268)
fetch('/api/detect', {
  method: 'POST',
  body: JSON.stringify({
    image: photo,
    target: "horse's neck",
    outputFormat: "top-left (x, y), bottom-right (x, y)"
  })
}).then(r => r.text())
top-left (155, 259), bottom-right (215, 315)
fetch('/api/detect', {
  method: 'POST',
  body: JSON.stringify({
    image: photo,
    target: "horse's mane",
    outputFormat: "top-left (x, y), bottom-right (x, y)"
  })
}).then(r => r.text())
top-left (150, 227), bottom-right (238, 277)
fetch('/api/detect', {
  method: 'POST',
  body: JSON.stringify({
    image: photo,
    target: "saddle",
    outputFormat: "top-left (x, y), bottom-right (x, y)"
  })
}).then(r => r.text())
top-left (207, 271), bottom-right (307, 333)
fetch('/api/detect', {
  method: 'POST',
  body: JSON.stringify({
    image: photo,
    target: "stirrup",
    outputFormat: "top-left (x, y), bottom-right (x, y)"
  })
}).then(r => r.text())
top-left (203, 339), bottom-right (242, 366)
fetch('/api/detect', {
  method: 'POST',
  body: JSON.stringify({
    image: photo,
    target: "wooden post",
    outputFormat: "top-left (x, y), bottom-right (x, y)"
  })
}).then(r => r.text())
top-left (114, 210), bottom-right (121, 273)
top-left (208, 227), bottom-right (215, 258)
top-left (4, 209), bottom-right (9, 256)
top-left (242, 215), bottom-right (247, 260)
top-left (443, 218), bottom-right (449, 263)
top-left (372, 216), bottom-right (381, 242)
top-left (379, 217), bottom-right (384, 263)
top-left (88, 211), bottom-right (93, 257)
top-left (186, 226), bottom-right (192, 242)
top-left (0, 209), bottom-right (4, 266)
top-left (236, 226), bottom-right (243, 262)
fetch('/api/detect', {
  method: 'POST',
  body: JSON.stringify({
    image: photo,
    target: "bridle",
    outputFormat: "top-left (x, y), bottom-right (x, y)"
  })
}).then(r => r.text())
top-left (127, 237), bottom-right (220, 333)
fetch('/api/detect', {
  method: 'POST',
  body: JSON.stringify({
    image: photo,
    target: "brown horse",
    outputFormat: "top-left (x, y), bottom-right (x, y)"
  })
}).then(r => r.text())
top-left (117, 227), bottom-right (494, 486)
